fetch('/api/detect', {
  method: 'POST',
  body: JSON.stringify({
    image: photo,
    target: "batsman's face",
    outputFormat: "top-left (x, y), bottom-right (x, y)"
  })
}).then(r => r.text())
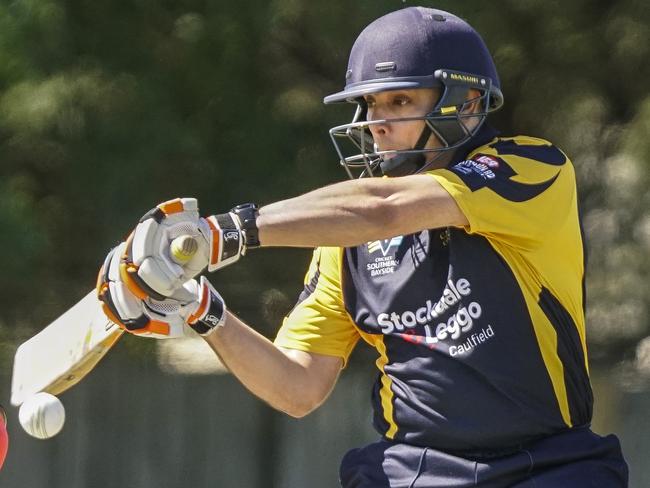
top-left (364, 88), bottom-right (441, 158)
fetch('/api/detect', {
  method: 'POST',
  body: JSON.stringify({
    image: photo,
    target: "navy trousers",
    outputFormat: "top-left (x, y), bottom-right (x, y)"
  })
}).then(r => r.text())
top-left (339, 427), bottom-right (628, 487)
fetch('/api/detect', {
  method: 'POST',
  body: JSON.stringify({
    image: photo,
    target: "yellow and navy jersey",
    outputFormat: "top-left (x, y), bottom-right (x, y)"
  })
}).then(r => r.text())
top-left (274, 131), bottom-right (593, 452)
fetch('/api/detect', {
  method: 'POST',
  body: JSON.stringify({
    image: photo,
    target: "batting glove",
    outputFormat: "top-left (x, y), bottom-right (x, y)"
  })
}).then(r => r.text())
top-left (177, 276), bottom-right (227, 336)
top-left (127, 197), bottom-right (259, 299)
top-left (97, 242), bottom-right (226, 338)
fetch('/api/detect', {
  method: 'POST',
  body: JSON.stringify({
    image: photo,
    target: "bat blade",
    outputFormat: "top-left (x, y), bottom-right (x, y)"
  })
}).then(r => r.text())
top-left (10, 291), bottom-right (123, 406)
top-left (10, 235), bottom-right (198, 407)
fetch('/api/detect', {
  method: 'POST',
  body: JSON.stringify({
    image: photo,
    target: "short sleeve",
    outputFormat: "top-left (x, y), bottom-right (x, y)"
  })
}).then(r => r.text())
top-left (427, 136), bottom-right (577, 251)
top-left (274, 246), bottom-right (360, 367)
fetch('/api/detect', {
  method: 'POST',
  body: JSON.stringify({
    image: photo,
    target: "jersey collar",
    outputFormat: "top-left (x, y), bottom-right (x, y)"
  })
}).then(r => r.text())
top-left (447, 123), bottom-right (500, 167)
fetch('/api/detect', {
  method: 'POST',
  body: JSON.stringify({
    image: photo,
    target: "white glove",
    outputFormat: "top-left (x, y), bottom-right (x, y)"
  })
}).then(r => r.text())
top-left (126, 198), bottom-right (258, 298)
top-left (97, 242), bottom-right (226, 338)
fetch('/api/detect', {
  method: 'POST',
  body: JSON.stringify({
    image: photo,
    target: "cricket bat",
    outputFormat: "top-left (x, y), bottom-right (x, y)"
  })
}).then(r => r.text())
top-left (10, 235), bottom-right (199, 407)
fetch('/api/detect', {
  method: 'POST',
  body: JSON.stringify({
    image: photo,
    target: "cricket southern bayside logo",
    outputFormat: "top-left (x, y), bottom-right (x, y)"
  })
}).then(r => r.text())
top-left (374, 277), bottom-right (496, 356)
top-left (366, 236), bottom-right (403, 277)
top-left (368, 236), bottom-right (403, 256)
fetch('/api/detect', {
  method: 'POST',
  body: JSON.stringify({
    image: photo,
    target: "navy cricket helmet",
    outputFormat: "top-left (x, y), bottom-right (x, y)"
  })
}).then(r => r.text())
top-left (324, 7), bottom-right (504, 178)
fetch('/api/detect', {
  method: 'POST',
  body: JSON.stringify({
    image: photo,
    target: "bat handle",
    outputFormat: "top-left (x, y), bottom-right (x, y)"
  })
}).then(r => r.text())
top-left (169, 235), bottom-right (199, 265)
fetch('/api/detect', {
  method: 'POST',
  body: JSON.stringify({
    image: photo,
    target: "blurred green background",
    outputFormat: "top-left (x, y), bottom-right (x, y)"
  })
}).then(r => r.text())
top-left (0, 0), bottom-right (649, 486)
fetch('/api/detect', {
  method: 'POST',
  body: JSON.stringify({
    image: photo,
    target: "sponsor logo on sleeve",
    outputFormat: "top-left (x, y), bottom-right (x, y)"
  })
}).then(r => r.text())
top-left (449, 151), bottom-right (561, 201)
top-left (452, 157), bottom-right (497, 180)
top-left (474, 154), bottom-right (500, 168)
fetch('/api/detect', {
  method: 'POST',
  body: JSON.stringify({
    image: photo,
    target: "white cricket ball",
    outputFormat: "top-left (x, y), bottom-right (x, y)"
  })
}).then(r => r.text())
top-left (18, 392), bottom-right (66, 439)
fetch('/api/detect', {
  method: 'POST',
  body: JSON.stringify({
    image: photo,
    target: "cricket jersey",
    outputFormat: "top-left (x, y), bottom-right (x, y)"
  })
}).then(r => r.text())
top-left (274, 127), bottom-right (593, 452)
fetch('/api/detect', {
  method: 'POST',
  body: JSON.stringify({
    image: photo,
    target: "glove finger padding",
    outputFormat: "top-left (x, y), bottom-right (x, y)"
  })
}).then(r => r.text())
top-left (130, 198), bottom-right (211, 297)
top-left (97, 242), bottom-right (195, 339)
top-left (129, 197), bottom-right (248, 299)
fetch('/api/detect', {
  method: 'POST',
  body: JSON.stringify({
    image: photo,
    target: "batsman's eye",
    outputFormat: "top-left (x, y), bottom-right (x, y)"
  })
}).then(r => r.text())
top-left (393, 96), bottom-right (410, 106)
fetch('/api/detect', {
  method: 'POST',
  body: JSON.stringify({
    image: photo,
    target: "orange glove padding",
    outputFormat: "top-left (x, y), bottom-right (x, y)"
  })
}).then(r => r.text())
top-left (97, 241), bottom-right (226, 338)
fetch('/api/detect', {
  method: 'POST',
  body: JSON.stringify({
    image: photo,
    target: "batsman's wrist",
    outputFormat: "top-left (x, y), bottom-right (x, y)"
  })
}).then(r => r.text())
top-left (187, 277), bottom-right (227, 336)
top-left (203, 203), bottom-right (259, 272)
top-left (204, 212), bottom-right (243, 271)
top-left (231, 203), bottom-right (260, 250)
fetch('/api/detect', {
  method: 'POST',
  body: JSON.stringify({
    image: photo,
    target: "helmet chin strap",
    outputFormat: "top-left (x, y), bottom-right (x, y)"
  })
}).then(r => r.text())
top-left (379, 124), bottom-right (433, 177)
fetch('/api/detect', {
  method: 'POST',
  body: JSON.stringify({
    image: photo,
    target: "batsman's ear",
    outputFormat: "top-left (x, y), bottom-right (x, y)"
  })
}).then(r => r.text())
top-left (463, 89), bottom-right (483, 113)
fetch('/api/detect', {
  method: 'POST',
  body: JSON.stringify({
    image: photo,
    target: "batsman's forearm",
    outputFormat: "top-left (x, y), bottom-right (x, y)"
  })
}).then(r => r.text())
top-left (203, 312), bottom-right (337, 417)
top-left (257, 178), bottom-right (405, 248)
top-left (255, 175), bottom-right (467, 248)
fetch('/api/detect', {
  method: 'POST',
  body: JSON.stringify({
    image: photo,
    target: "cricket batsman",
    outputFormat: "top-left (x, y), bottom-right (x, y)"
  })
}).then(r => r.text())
top-left (97, 7), bottom-right (629, 487)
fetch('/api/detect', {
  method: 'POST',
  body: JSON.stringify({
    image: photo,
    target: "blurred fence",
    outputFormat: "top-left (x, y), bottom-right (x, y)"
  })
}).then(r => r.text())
top-left (0, 345), bottom-right (378, 488)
